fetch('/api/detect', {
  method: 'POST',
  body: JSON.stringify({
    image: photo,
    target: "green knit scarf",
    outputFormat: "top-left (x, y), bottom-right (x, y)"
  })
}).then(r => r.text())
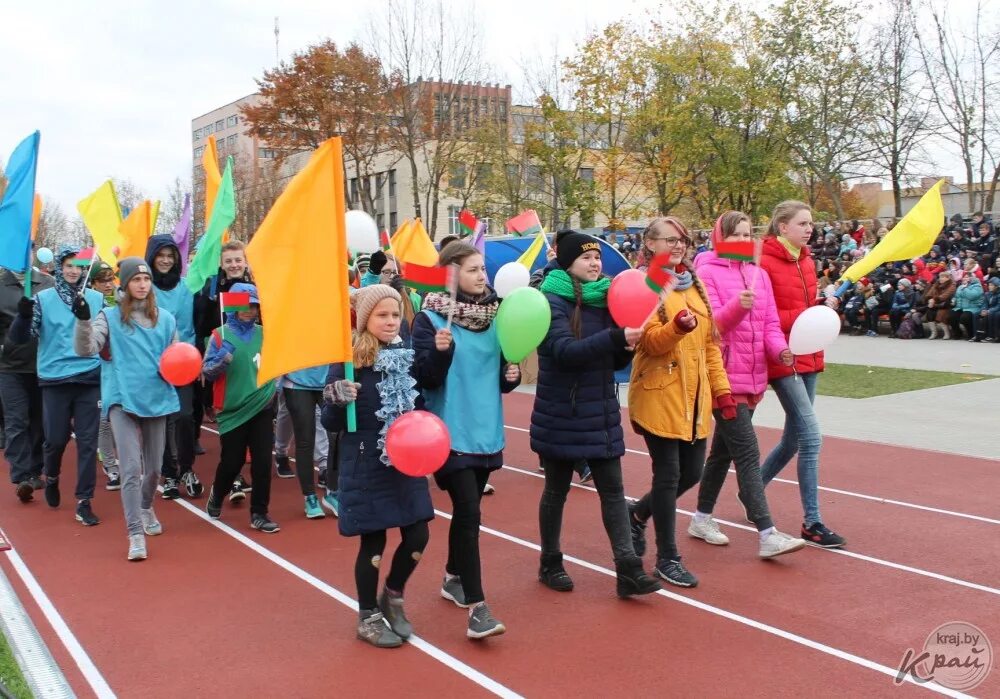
top-left (540, 269), bottom-right (611, 307)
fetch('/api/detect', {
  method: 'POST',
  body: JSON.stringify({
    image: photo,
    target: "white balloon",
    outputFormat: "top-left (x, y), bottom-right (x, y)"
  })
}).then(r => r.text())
top-left (788, 305), bottom-right (841, 355)
top-left (345, 210), bottom-right (380, 254)
top-left (493, 262), bottom-right (531, 298)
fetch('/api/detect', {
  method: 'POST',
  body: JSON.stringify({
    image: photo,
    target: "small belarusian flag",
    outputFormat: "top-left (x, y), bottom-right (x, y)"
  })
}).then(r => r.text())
top-left (458, 210), bottom-right (479, 238)
top-left (402, 263), bottom-right (451, 293)
top-left (221, 291), bottom-right (251, 312)
top-left (506, 209), bottom-right (542, 237)
top-left (715, 239), bottom-right (755, 262)
top-left (379, 230), bottom-right (391, 251)
top-left (70, 247), bottom-right (96, 266)
top-left (645, 253), bottom-right (674, 293)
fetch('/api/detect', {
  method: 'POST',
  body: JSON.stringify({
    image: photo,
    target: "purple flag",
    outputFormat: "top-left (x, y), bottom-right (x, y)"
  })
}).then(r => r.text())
top-left (472, 221), bottom-right (486, 256)
top-left (173, 194), bottom-right (192, 272)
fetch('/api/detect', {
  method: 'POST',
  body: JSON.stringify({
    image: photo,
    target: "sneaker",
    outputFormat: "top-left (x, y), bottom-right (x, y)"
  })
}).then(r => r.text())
top-left (235, 474), bottom-right (252, 492)
top-left (228, 480), bottom-right (246, 504)
top-left (193, 440), bottom-right (206, 456)
top-left (161, 478), bottom-right (180, 500)
top-left (467, 602), bottom-right (505, 640)
top-left (181, 471), bottom-right (203, 498)
top-left (578, 465), bottom-right (593, 483)
top-left (759, 529), bottom-right (805, 558)
top-left (105, 471), bottom-right (122, 491)
top-left (627, 501), bottom-right (647, 557)
top-left (140, 508), bottom-right (163, 536)
top-left (482, 483), bottom-right (495, 495)
top-left (538, 553), bottom-right (574, 592)
top-left (250, 513), bottom-right (280, 533)
top-left (356, 611), bottom-right (403, 648)
top-left (127, 534), bottom-right (147, 561)
top-left (440, 575), bottom-right (470, 608)
top-left (801, 522), bottom-right (846, 549)
top-left (15, 481), bottom-right (33, 503)
top-left (688, 515), bottom-right (730, 545)
top-left (304, 494), bottom-right (325, 519)
top-left (275, 456), bottom-right (294, 479)
top-left (378, 589), bottom-right (413, 639)
top-left (655, 558), bottom-right (698, 588)
top-left (75, 500), bottom-right (100, 526)
top-left (321, 490), bottom-right (339, 517)
top-left (44, 478), bottom-right (60, 508)
top-left (206, 487), bottom-right (223, 518)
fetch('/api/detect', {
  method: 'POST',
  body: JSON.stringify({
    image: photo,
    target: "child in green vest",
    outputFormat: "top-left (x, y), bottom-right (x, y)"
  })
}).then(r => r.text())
top-left (201, 283), bottom-right (279, 533)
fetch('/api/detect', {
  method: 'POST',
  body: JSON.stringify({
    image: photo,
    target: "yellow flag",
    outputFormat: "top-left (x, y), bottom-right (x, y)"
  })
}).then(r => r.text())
top-left (246, 137), bottom-right (352, 386)
top-left (77, 181), bottom-right (123, 266)
top-left (118, 200), bottom-right (153, 261)
top-left (149, 200), bottom-right (160, 235)
top-left (516, 230), bottom-right (548, 269)
top-left (841, 180), bottom-right (945, 283)
top-left (391, 218), bottom-right (439, 266)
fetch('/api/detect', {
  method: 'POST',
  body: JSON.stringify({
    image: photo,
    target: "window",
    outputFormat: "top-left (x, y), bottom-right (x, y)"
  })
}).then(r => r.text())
top-left (388, 170), bottom-right (396, 197)
top-left (376, 213), bottom-right (385, 229)
top-left (227, 134), bottom-right (237, 146)
top-left (578, 167), bottom-right (594, 182)
top-left (447, 205), bottom-right (461, 236)
top-left (505, 164), bottom-right (519, 182)
top-left (217, 139), bottom-right (226, 153)
top-left (350, 177), bottom-right (359, 204)
top-left (203, 123), bottom-right (214, 135)
top-left (193, 146), bottom-right (204, 158)
top-left (390, 211), bottom-right (398, 230)
top-left (449, 164), bottom-right (466, 189)
top-left (499, 100), bottom-right (507, 120)
top-left (215, 119), bottom-right (225, 131)
top-left (227, 115), bottom-right (238, 127)
top-left (375, 172), bottom-right (385, 198)
top-left (526, 164), bottom-right (544, 191)
top-left (193, 128), bottom-right (202, 141)
top-left (474, 163), bottom-right (491, 190)
top-left (258, 148), bottom-right (275, 159)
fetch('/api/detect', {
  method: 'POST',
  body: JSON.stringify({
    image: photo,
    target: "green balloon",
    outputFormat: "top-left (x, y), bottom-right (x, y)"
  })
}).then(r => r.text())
top-left (495, 286), bottom-right (551, 363)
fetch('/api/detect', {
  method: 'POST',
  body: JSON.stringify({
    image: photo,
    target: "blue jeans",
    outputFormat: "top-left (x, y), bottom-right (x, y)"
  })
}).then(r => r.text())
top-left (760, 372), bottom-right (822, 526)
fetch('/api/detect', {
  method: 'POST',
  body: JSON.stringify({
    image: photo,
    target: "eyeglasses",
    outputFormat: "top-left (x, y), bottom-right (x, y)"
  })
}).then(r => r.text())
top-left (649, 236), bottom-right (688, 249)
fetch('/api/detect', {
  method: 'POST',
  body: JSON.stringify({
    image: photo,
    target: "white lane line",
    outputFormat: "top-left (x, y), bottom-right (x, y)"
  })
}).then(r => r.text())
top-left (431, 507), bottom-right (972, 699)
top-left (501, 464), bottom-right (1000, 598)
top-left (166, 493), bottom-right (523, 699)
top-left (502, 424), bottom-right (1000, 526)
top-left (0, 532), bottom-right (116, 698)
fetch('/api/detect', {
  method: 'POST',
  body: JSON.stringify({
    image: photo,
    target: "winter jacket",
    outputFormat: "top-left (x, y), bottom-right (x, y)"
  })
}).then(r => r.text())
top-left (628, 284), bottom-right (731, 441)
top-left (321, 356), bottom-right (434, 537)
top-left (891, 289), bottom-right (915, 312)
top-left (953, 279), bottom-right (985, 313)
top-left (924, 278), bottom-right (956, 323)
top-left (693, 251), bottom-right (786, 397)
top-left (982, 290), bottom-right (1000, 313)
top-left (0, 268), bottom-right (54, 374)
top-left (529, 292), bottom-right (633, 461)
top-left (758, 236), bottom-right (824, 379)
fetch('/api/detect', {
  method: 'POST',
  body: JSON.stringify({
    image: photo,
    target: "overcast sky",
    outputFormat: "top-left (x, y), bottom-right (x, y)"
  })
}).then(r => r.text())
top-left (0, 0), bottom-right (974, 217)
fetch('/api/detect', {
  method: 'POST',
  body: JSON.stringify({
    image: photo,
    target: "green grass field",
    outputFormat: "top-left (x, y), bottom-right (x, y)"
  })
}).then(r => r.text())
top-left (816, 363), bottom-right (991, 399)
top-left (0, 630), bottom-right (32, 699)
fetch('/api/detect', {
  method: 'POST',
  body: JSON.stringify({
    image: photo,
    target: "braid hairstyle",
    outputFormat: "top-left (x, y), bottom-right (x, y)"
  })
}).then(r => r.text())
top-left (570, 276), bottom-right (583, 339)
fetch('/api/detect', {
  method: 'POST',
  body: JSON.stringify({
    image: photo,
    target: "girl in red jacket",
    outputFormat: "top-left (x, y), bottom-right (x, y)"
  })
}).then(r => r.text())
top-left (757, 201), bottom-right (846, 549)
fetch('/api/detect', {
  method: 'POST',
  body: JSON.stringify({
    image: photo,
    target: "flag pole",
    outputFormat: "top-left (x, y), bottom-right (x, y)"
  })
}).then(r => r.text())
top-left (445, 264), bottom-right (459, 331)
top-left (83, 244), bottom-right (100, 294)
top-left (23, 132), bottom-right (40, 300)
top-left (218, 292), bottom-right (225, 344)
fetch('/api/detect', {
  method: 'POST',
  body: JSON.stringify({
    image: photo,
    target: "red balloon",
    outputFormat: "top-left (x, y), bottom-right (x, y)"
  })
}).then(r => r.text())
top-left (608, 269), bottom-right (660, 328)
top-left (159, 342), bottom-right (202, 386)
top-left (385, 411), bottom-right (451, 477)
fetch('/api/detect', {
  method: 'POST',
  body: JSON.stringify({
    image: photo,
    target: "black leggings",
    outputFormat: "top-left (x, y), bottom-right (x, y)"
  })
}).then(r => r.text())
top-left (283, 388), bottom-right (323, 496)
top-left (212, 407), bottom-right (273, 516)
top-left (355, 522), bottom-right (430, 611)
top-left (634, 435), bottom-right (707, 562)
top-left (436, 468), bottom-right (490, 606)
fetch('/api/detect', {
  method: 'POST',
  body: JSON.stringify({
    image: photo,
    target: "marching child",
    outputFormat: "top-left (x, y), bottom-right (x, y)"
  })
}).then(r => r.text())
top-left (202, 283), bottom-right (279, 533)
top-left (89, 260), bottom-right (121, 490)
top-left (321, 285), bottom-right (433, 648)
top-left (74, 257), bottom-right (179, 560)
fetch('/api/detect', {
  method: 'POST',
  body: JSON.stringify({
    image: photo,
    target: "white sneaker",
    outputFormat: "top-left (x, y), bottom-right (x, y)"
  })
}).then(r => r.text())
top-left (127, 534), bottom-right (147, 561)
top-left (758, 529), bottom-right (806, 558)
top-left (688, 515), bottom-right (730, 545)
top-left (140, 508), bottom-right (163, 536)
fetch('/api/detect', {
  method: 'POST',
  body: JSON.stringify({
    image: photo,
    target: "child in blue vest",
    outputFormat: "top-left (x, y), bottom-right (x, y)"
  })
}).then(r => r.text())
top-left (74, 257), bottom-right (180, 561)
top-left (10, 246), bottom-right (104, 526)
top-left (88, 261), bottom-right (121, 491)
top-left (145, 235), bottom-right (202, 500)
top-left (321, 285), bottom-right (433, 648)
top-left (202, 283), bottom-right (279, 533)
top-left (411, 242), bottom-right (519, 641)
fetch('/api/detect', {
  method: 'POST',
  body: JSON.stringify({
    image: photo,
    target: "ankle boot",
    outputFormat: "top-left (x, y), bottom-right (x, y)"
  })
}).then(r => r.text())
top-left (538, 552), bottom-right (574, 591)
top-left (939, 322), bottom-right (951, 340)
top-left (615, 555), bottom-right (661, 598)
top-left (926, 322), bottom-right (939, 339)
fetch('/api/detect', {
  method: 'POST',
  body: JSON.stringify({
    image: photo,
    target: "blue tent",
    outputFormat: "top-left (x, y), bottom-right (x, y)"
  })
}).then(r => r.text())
top-left (484, 235), bottom-right (631, 282)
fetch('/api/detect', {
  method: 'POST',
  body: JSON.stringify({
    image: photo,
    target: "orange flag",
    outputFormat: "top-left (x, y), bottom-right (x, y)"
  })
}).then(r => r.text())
top-left (30, 193), bottom-right (42, 241)
top-left (246, 137), bottom-right (352, 386)
top-left (390, 217), bottom-right (438, 266)
top-left (117, 200), bottom-right (153, 260)
top-left (202, 135), bottom-right (229, 243)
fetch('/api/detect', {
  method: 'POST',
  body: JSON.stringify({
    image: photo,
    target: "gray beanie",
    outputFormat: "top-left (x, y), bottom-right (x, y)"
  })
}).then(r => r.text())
top-left (354, 284), bottom-right (401, 331)
top-left (898, 278), bottom-right (912, 288)
top-left (117, 257), bottom-right (152, 288)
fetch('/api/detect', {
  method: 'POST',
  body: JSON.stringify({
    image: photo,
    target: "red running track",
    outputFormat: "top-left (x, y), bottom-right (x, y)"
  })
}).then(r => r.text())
top-left (0, 392), bottom-right (996, 697)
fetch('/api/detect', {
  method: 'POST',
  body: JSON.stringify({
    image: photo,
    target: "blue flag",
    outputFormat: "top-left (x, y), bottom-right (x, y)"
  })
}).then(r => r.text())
top-left (0, 131), bottom-right (40, 272)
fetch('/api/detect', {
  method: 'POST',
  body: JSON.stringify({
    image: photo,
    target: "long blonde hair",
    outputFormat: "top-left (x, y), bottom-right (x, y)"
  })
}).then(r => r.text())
top-left (352, 329), bottom-right (380, 368)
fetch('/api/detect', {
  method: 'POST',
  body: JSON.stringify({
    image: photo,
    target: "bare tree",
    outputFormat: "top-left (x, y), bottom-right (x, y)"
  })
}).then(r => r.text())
top-left (155, 177), bottom-right (190, 236)
top-left (112, 178), bottom-right (147, 215)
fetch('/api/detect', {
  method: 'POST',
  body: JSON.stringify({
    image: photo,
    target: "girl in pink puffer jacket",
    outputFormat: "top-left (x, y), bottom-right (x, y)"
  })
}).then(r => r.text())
top-left (687, 211), bottom-right (804, 560)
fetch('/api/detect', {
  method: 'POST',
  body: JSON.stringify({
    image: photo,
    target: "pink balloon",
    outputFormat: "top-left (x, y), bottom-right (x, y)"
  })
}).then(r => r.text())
top-left (608, 269), bottom-right (660, 328)
top-left (385, 411), bottom-right (451, 476)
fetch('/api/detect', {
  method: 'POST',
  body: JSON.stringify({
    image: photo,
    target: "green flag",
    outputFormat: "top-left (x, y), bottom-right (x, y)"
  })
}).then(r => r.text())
top-left (185, 157), bottom-right (236, 294)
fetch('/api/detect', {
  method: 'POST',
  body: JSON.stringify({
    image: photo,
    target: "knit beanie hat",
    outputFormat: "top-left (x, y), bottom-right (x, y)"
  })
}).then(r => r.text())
top-left (898, 278), bottom-right (912, 288)
top-left (354, 284), bottom-right (401, 331)
top-left (556, 232), bottom-right (602, 270)
top-left (355, 253), bottom-right (371, 273)
top-left (117, 257), bottom-right (151, 288)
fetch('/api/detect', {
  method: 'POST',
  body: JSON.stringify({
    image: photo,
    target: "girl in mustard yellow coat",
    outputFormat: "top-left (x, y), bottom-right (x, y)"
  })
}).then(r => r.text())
top-left (627, 217), bottom-right (731, 589)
